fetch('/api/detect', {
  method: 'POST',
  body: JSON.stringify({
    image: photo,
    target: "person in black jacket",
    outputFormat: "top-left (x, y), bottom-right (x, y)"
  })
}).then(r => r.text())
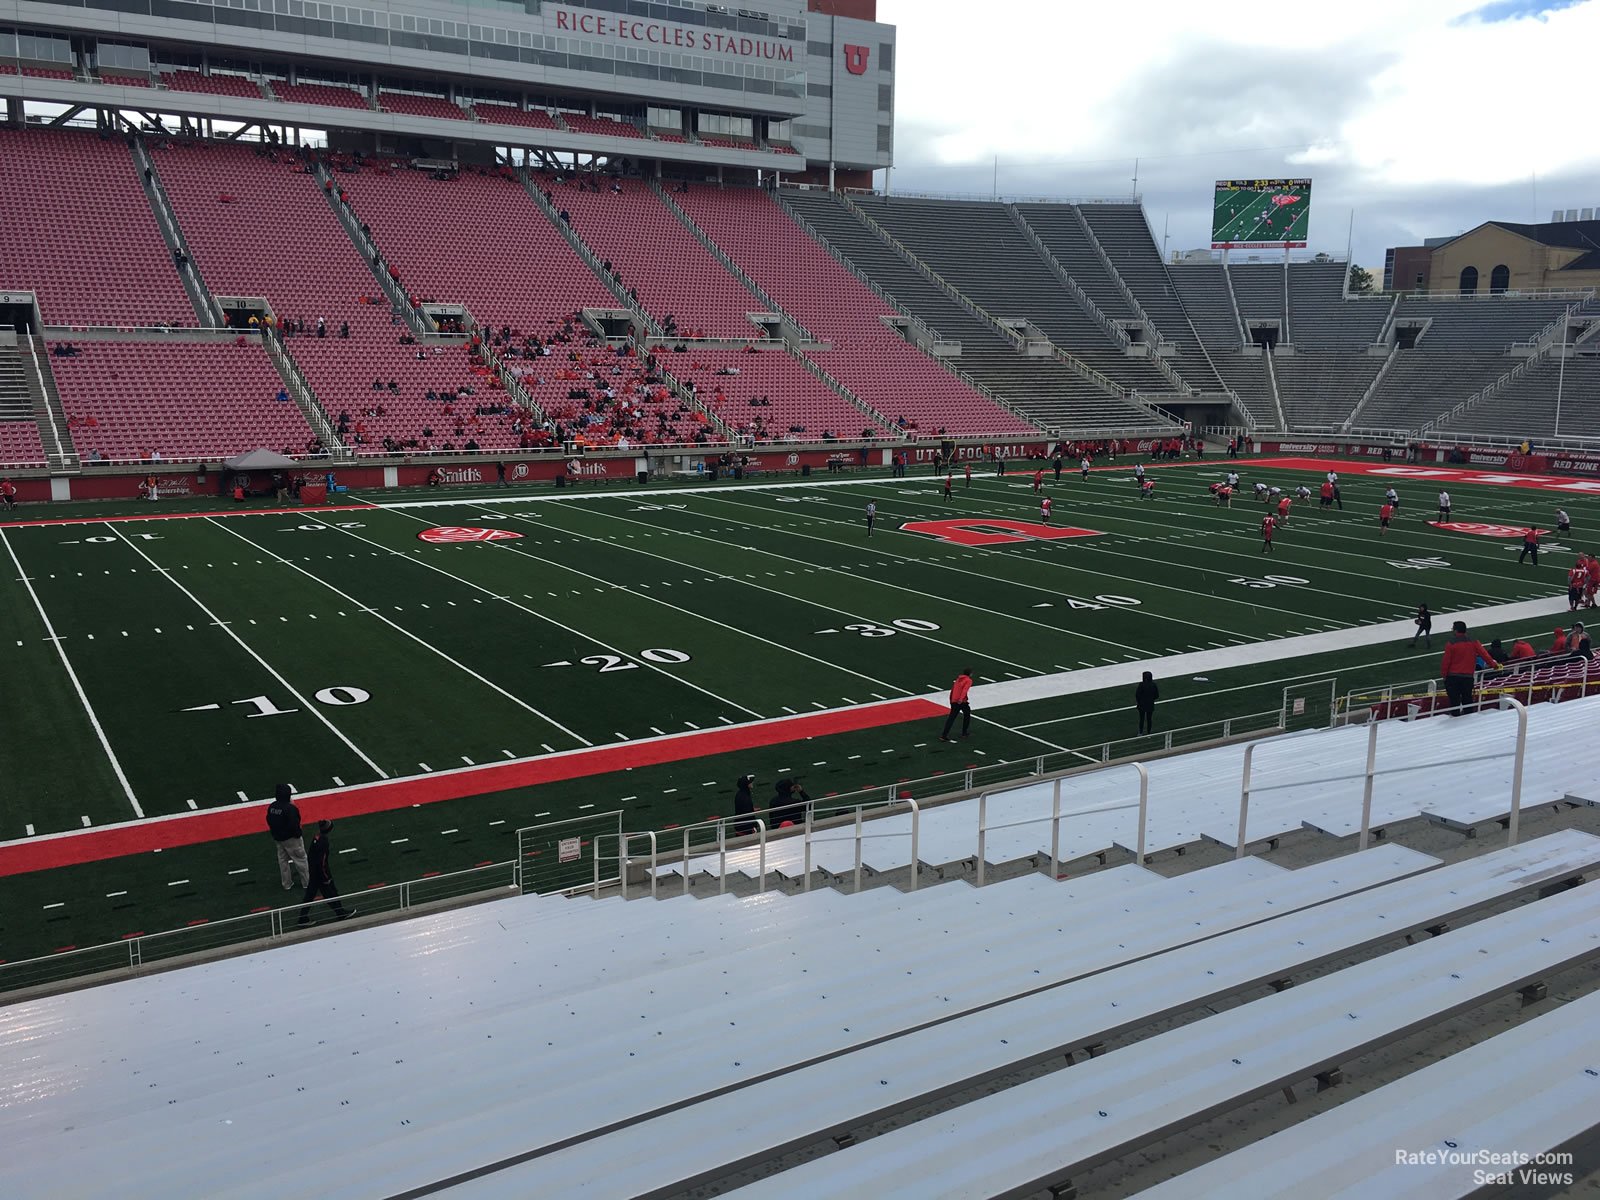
top-left (265, 783), bottom-right (309, 892)
top-left (298, 820), bottom-right (355, 925)
top-left (771, 778), bottom-right (809, 829)
top-left (732, 775), bottom-right (757, 837)
top-left (1134, 671), bottom-right (1160, 735)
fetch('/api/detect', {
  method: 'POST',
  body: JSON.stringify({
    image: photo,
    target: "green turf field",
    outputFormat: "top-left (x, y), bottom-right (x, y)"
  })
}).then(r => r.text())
top-left (1, 454), bottom-right (1590, 972)
top-left (1212, 179), bottom-right (1311, 246)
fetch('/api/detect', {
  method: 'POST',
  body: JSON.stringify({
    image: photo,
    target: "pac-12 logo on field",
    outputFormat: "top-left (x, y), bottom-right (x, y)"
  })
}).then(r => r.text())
top-left (1429, 522), bottom-right (1546, 539)
top-left (900, 518), bottom-right (1102, 547)
top-left (418, 526), bottom-right (524, 544)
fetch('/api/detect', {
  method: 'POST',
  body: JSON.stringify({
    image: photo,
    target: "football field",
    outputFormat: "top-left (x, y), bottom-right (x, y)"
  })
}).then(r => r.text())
top-left (0, 455), bottom-right (1590, 973)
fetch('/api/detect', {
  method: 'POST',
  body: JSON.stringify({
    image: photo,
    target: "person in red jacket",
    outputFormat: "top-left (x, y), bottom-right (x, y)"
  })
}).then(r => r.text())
top-left (1440, 621), bottom-right (1499, 714)
top-left (1379, 501), bottom-right (1395, 535)
top-left (1032, 468), bottom-right (1044, 493)
top-left (939, 667), bottom-right (974, 742)
top-left (1319, 479), bottom-right (1335, 510)
top-left (1260, 513), bottom-right (1276, 553)
top-left (1552, 626), bottom-right (1569, 655)
top-left (1570, 561), bottom-right (1587, 612)
top-left (1510, 638), bottom-right (1537, 660)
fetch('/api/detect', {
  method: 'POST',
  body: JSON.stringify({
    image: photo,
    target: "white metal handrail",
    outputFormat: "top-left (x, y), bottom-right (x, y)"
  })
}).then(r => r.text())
top-left (975, 763), bottom-right (1150, 884)
top-left (801, 795), bottom-right (922, 893)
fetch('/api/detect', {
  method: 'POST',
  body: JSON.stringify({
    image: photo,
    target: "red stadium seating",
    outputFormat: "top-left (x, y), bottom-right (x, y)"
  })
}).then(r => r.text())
top-left (100, 72), bottom-right (152, 87)
top-left (49, 340), bottom-right (317, 462)
top-left (377, 91), bottom-right (465, 121)
top-left (0, 421), bottom-right (47, 467)
top-left (473, 103), bottom-right (561, 131)
top-left (161, 70), bottom-right (262, 98)
top-left (560, 112), bottom-right (643, 139)
top-left (509, 340), bottom-right (710, 446)
top-left (342, 165), bottom-right (615, 334)
top-left (0, 128), bottom-right (195, 328)
top-left (274, 81), bottom-right (370, 109)
top-left (540, 173), bottom-right (761, 339)
top-left (662, 347), bottom-right (887, 441)
top-left (676, 186), bottom-right (1036, 436)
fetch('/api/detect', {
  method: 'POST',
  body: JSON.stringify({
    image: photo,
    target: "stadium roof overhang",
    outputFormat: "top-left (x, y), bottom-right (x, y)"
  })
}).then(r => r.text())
top-left (4, 75), bottom-right (804, 172)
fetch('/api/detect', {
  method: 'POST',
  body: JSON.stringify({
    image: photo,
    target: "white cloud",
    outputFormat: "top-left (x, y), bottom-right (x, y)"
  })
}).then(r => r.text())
top-left (876, 0), bottom-right (1600, 259)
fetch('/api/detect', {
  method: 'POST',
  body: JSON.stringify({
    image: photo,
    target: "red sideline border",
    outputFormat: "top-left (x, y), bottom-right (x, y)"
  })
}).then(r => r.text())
top-left (0, 698), bottom-right (946, 878)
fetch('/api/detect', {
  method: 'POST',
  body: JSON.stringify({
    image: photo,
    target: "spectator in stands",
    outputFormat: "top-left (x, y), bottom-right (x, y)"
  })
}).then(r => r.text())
top-left (1570, 623), bottom-right (1593, 661)
top-left (770, 778), bottom-right (809, 828)
top-left (1134, 671), bottom-right (1159, 735)
top-left (339, 321), bottom-right (349, 339)
top-left (732, 775), bottom-right (757, 837)
top-left (1411, 603), bottom-right (1433, 648)
top-left (1552, 627), bottom-right (1569, 654)
top-left (1510, 638), bottom-right (1537, 661)
top-left (1440, 621), bottom-right (1498, 715)
top-left (297, 820), bottom-right (355, 925)
top-left (265, 783), bottom-right (309, 892)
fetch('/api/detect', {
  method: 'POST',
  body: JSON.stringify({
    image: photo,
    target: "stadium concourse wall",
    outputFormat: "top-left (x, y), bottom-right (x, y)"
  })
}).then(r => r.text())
top-left (0, 438), bottom-right (1064, 504)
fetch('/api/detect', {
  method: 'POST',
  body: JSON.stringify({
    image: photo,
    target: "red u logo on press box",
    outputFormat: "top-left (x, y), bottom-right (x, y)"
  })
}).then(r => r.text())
top-left (843, 44), bottom-right (870, 75)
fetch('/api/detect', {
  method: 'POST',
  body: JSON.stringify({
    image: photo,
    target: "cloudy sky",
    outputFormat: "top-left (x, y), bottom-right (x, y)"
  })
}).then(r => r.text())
top-left (876, 0), bottom-right (1599, 267)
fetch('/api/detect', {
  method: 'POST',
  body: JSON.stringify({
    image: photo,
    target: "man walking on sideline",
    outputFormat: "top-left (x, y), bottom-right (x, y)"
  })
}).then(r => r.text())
top-left (298, 820), bottom-right (355, 925)
top-left (1440, 621), bottom-right (1499, 715)
top-left (1134, 671), bottom-right (1159, 735)
top-left (1519, 526), bottom-right (1541, 565)
top-left (865, 500), bottom-right (876, 537)
top-left (943, 473), bottom-right (953, 502)
top-left (1411, 603), bottom-right (1433, 648)
top-left (939, 668), bottom-right (974, 742)
top-left (266, 783), bottom-right (309, 892)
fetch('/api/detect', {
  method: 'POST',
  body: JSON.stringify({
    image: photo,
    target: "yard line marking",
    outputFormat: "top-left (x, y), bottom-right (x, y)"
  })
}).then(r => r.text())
top-left (167, 879), bottom-right (189, 886)
top-left (650, 726), bottom-right (667, 736)
top-left (43, 902), bottom-right (64, 910)
top-left (390, 838), bottom-right (409, 844)
top-left (206, 518), bottom-right (589, 748)
top-left (313, 514), bottom-right (764, 726)
top-left (105, 523), bottom-right (390, 781)
top-left (419, 763), bottom-right (433, 772)
top-left (227, 868), bottom-right (248, 876)
top-left (441, 828), bottom-right (460, 834)
top-left (461, 756), bottom-right (474, 765)
top-left (236, 790), bottom-right (250, 803)
top-left (332, 776), bottom-right (344, 786)
top-left (25, 824), bottom-right (34, 836)
top-left (489, 819), bottom-right (506, 826)
top-left (80, 815), bottom-right (90, 827)
top-left (1, 531), bottom-right (144, 817)
top-left (615, 732), bottom-right (630, 741)
top-left (185, 799), bottom-right (198, 811)
top-left (539, 744), bottom-right (554, 754)
top-left (526, 506), bottom-right (1048, 678)
top-left (106, 890), bottom-right (127, 897)
top-left (339, 847), bottom-right (358, 854)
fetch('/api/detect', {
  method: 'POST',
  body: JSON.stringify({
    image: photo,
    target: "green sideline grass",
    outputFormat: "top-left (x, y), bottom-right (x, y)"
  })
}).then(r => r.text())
top-left (0, 457), bottom-right (1590, 967)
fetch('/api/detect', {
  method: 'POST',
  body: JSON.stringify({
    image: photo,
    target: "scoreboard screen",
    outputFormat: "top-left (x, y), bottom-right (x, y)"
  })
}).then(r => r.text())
top-left (1211, 179), bottom-right (1312, 250)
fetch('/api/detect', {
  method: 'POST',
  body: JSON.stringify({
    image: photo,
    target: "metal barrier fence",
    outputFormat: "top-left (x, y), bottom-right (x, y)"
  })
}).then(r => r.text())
top-left (601, 709), bottom-right (1288, 896)
top-left (513, 810), bottom-right (623, 896)
top-left (1339, 658), bottom-right (1595, 724)
top-left (0, 861), bottom-right (517, 996)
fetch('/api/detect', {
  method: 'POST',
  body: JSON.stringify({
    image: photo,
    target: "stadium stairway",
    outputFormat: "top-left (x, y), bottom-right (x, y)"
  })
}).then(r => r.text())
top-left (5, 830), bottom-right (1598, 1198)
top-left (662, 694), bottom-right (1600, 886)
top-left (779, 189), bottom-right (1173, 434)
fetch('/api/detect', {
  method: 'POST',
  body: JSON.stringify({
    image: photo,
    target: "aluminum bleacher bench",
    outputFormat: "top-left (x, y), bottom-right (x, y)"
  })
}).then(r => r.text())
top-left (715, 854), bottom-right (1600, 1199)
top-left (477, 832), bottom-right (1599, 1199)
top-left (19, 846), bottom-right (1437, 1198)
top-left (1133, 985), bottom-right (1600, 1199)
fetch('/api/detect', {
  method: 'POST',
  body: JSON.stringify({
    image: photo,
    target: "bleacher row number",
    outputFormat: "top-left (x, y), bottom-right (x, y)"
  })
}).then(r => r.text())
top-left (1228, 575), bottom-right (1309, 589)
